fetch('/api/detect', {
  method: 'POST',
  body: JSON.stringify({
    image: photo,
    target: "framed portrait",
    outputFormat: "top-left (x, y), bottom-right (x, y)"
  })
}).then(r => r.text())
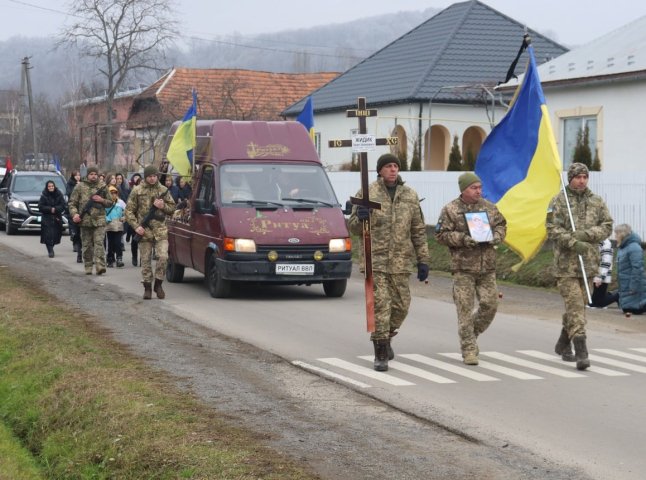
top-left (464, 211), bottom-right (493, 243)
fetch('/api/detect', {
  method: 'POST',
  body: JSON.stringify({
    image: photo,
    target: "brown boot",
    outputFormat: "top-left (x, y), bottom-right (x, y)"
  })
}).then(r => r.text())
top-left (154, 279), bottom-right (165, 299)
top-left (143, 282), bottom-right (152, 300)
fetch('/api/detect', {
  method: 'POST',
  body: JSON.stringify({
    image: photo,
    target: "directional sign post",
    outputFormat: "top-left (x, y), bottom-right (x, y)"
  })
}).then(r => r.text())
top-left (328, 97), bottom-right (398, 332)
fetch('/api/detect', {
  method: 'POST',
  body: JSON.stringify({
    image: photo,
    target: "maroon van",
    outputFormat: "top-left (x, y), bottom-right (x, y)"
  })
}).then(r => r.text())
top-left (165, 120), bottom-right (352, 298)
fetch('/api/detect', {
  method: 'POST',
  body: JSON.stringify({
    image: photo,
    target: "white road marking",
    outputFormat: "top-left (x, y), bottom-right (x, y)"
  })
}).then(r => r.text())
top-left (292, 360), bottom-right (371, 388)
top-left (317, 358), bottom-right (415, 386)
top-left (357, 356), bottom-right (456, 384)
top-left (518, 350), bottom-right (629, 376)
top-left (399, 354), bottom-right (499, 381)
top-left (481, 352), bottom-right (586, 378)
top-left (439, 352), bottom-right (543, 379)
top-left (630, 348), bottom-right (646, 354)
top-left (588, 354), bottom-right (646, 373)
top-left (594, 349), bottom-right (646, 363)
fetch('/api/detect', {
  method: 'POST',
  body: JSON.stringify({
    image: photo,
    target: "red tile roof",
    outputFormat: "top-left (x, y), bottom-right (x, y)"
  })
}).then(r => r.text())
top-left (127, 68), bottom-right (338, 128)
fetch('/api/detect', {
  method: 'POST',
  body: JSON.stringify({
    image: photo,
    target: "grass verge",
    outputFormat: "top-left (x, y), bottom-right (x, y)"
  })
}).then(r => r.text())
top-left (0, 268), bottom-right (318, 480)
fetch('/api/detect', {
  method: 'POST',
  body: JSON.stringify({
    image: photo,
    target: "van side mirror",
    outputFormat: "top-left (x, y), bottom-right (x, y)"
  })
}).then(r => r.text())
top-left (342, 200), bottom-right (353, 215)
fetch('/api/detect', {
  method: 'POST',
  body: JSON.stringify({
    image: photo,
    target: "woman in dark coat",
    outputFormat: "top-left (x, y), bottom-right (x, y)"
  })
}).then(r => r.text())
top-left (38, 180), bottom-right (66, 258)
top-left (614, 223), bottom-right (646, 315)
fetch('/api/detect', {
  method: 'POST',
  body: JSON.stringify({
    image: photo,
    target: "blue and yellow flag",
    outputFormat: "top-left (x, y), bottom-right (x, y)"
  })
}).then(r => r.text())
top-left (166, 90), bottom-right (197, 178)
top-left (475, 45), bottom-right (562, 262)
top-left (296, 96), bottom-right (315, 141)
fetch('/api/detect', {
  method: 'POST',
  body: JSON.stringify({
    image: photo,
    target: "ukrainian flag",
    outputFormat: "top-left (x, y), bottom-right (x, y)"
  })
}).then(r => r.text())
top-left (475, 45), bottom-right (562, 262)
top-left (296, 96), bottom-right (315, 141)
top-left (166, 90), bottom-right (197, 178)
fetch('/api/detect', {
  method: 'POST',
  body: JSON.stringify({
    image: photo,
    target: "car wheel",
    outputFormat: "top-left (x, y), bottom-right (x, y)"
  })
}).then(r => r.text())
top-left (166, 260), bottom-right (185, 283)
top-left (5, 210), bottom-right (16, 235)
top-left (206, 254), bottom-right (231, 298)
top-left (323, 279), bottom-right (347, 298)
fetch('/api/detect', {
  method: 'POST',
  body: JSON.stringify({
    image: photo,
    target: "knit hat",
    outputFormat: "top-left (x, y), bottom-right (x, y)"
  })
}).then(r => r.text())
top-left (458, 172), bottom-right (482, 192)
top-left (567, 162), bottom-right (589, 183)
top-left (143, 165), bottom-right (158, 178)
top-left (376, 153), bottom-right (400, 173)
top-left (86, 166), bottom-right (99, 175)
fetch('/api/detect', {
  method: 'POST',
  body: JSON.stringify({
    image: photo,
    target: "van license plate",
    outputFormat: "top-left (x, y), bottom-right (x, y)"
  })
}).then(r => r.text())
top-left (276, 264), bottom-right (314, 275)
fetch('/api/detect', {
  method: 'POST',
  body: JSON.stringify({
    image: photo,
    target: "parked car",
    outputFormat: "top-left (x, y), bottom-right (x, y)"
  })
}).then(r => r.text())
top-left (0, 170), bottom-right (69, 235)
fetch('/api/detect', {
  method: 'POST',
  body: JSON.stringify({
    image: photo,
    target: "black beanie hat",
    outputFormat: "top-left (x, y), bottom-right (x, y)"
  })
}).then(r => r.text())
top-left (376, 153), bottom-right (401, 173)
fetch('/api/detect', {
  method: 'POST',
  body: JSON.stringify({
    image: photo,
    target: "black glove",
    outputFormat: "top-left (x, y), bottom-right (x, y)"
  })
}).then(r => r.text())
top-left (417, 263), bottom-right (429, 282)
top-left (356, 206), bottom-right (370, 221)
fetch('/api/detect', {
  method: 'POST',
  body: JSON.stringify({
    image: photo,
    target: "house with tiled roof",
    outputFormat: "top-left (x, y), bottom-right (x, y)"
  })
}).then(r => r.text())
top-left (283, 0), bottom-right (567, 171)
top-left (501, 15), bottom-right (646, 171)
top-left (126, 68), bottom-right (338, 167)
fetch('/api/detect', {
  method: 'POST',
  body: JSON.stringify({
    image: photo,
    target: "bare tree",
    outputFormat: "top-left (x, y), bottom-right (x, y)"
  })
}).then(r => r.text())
top-left (59, 0), bottom-right (178, 167)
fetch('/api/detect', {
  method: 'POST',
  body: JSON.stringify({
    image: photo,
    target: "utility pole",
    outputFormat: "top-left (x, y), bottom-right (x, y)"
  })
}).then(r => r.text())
top-left (20, 57), bottom-right (37, 167)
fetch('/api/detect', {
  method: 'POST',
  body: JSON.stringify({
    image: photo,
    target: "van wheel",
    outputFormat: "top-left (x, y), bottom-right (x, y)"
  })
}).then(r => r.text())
top-left (166, 260), bottom-right (185, 283)
top-left (323, 279), bottom-right (347, 298)
top-left (206, 255), bottom-right (231, 298)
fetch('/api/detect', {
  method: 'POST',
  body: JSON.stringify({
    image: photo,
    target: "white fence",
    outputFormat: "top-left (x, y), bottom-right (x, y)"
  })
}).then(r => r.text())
top-left (328, 171), bottom-right (646, 239)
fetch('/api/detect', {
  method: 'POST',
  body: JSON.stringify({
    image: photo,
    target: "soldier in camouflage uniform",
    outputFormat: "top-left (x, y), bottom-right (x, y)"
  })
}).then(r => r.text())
top-left (125, 165), bottom-right (176, 299)
top-left (348, 153), bottom-right (430, 372)
top-left (546, 163), bottom-right (613, 370)
top-left (68, 166), bottom-right (112, 275)
top-left (435, 173), bottom-right (507, 366)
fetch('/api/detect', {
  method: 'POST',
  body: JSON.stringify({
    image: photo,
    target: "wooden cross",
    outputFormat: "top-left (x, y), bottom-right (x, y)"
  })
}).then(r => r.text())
top-left (328, 97), bottom-right (398, 332)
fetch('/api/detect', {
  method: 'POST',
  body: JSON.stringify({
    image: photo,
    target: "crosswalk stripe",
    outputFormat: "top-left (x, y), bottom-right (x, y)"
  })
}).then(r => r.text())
top-left (292, 360), bottom-right (372, 388)
top-left (518, 350), bottom-right (629, 376)
top-left (481, 352), bottom-right (586, 378)
top-left (594, 349), bottom-right (646, 363)
top-left (357, 356), bottom-right (456, 384)
top-left (439, 353), bottom-right (543, 379)
top-left (588, 354), bottom-right (646, 373)
top-left (630, 348), bottom-right (646, 354)
top-left (399, 354), bottom-right (499, 381)
top-left (318, 358), bottom-right (415, 386)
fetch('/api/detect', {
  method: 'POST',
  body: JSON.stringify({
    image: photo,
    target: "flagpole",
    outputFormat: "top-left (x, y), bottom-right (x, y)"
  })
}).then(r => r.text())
top-left (559, 174), bottom-right (592, 304)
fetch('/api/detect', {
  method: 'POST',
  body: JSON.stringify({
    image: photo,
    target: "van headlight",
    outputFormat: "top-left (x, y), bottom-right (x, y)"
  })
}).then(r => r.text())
top-left (329, 238), bottom-right (351, 252)
top-left (224, 237), bottom-right (256, 252)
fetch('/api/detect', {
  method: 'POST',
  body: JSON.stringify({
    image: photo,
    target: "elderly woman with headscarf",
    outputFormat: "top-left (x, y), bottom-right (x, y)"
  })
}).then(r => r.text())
top-left (614, 223), bottom-right (646, 315)
top-left (38, 180), bottom-right (66, 258)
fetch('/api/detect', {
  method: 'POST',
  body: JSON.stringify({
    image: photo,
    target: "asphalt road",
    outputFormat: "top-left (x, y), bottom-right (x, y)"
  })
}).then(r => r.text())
top-left (3, 231), bottom-right (646, 480)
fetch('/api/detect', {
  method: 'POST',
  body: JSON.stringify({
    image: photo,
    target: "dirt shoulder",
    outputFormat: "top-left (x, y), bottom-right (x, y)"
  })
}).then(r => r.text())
top-left (0, 244), bottom-right (593, 480)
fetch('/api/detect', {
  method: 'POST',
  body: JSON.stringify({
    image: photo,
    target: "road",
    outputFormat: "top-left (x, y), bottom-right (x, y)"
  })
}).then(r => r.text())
top-left (3, 231), bottom-right (646, 480)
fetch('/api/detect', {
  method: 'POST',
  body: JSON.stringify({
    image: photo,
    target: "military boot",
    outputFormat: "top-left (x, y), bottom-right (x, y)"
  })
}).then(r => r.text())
top-left (143, 282), bottom-right (152, 300)
top-left (372, 340), bottom-right (389, 372)
top-left (572, 335), bottom-right (590, 370)
top-left (154, 279), bottom-right (166, 299)
top-left (76, 251), bottom-right (83, 263)
top-left (387, 330), bottom-right (398, 360)
top-left (554, 328), bottom-right (576, 362)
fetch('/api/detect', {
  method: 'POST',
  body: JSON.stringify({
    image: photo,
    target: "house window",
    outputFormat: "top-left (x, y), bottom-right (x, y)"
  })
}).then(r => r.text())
top-left (562, 116), bottom-right (597, 168)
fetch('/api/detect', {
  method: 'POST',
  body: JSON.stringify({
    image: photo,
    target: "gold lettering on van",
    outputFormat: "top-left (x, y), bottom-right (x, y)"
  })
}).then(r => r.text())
top-left (246, 142), bottom-right (290, 158)
top-left (249, 216), bottom-right (330, 236)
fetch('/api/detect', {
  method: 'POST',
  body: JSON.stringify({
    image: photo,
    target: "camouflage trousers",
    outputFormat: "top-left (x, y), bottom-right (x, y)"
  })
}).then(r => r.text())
top-left (452, 271), bottom-right (498, 355)
top-left (371, 272), bottom-right (411, 341)
top-left (557, 277), bottom-right (590, 338)
top-left (80, 226), bottom-right (106, 274)
top-left (139, 238), bottom-right (168, 283)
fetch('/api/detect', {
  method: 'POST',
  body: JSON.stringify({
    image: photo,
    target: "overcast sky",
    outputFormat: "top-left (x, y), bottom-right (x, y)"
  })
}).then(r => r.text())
top-left (3, 0), bottom-right (646, 47)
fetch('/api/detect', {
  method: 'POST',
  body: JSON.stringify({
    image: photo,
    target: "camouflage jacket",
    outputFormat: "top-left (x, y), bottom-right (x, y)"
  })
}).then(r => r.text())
top-left (68, 179), bottom-right (112, 228)
top-left (546, 186), bottom-right (613, 278)
top-left (125, 182), bottom-right (176, 241)
top-left (348, 176), bottom-right (429, 274)
top-left (435, 197), bottom-right (507, 273)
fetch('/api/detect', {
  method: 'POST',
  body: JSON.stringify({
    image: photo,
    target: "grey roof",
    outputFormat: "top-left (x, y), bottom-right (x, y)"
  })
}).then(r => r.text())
top-left (283, 0), bottom-right (567, 115)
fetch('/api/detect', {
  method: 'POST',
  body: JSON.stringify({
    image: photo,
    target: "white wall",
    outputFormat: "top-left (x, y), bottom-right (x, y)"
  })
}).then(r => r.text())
top-left (328, 171), bottom-right (646, 240)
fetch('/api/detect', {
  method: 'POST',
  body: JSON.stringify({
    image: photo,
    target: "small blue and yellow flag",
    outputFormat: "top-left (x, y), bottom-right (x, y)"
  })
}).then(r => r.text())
top-left (166, 90), bottom-right (197, 178)
top-left (296, 96), bottom-right (315, 142)
top-left (475, 45), bottom-right (562, 262)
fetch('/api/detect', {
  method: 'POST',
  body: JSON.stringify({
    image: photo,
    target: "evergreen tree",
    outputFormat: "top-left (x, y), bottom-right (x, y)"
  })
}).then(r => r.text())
top-left (463, 148), bottom-right (476, 171)
top-left (447, 135), bottom-right (462, 171)
top-left (591, 148), bottom-right (601, 171)
top-left (397, 148), bottom-right (408, 171)
top-left (572, 125), bottom-right (592, 168)
top-left (409, 142), bottom-right (421, 171)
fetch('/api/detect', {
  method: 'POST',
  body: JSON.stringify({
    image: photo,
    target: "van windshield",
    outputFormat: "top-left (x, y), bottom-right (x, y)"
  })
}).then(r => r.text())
top-left (220, 163), bottom-right (339, 206)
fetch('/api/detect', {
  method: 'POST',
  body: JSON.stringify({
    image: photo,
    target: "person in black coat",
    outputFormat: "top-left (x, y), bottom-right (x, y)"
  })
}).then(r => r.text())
top-left (38, 180), bottom-right (66, 258)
